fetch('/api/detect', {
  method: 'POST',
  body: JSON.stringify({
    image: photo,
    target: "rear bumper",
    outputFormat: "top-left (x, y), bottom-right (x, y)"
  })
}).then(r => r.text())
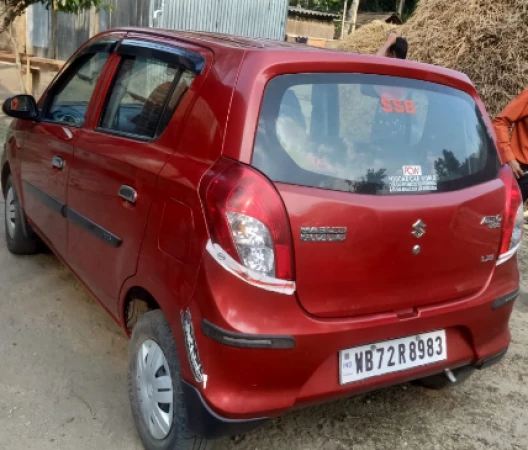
top-left (180, 252), bottom-right (519, 434)
top-left (475, 346), bottom-right (508, 370)
top-left (181, 381), bottom-right (268, 439)
top-left (183, 347), bottom-right (508, 439)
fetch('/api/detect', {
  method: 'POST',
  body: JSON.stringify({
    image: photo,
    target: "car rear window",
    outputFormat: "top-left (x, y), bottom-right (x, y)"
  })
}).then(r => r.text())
top-left (252, 74), bottom-right (499, 195)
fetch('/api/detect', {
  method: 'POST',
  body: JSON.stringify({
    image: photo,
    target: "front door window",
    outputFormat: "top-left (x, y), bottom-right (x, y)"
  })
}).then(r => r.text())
top-left (44, 52), bottom-right (109, 126)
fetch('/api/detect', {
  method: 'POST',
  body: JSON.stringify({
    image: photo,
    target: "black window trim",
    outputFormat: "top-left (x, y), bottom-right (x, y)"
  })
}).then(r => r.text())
top-left (40, 38), bottom-right (120, 128)
top-left (95, 41), bottom-right (200, 142)
top-left (79, 37), bottom-right (120, 57)
top-left (117, 39), bottom-right (205, 75)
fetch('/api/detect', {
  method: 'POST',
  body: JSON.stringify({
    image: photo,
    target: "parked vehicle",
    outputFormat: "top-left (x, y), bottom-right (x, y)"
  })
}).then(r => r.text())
top-left (1, 29), bottom-right (522, 450)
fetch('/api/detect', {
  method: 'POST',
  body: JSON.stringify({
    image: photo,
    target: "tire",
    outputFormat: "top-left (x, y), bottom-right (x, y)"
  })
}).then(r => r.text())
top-left (414, 366), bottom-right (475, 390)
top-left (4, 174), bottom-right (39, 255)
top-left (128, 309), bottom-right (211, 450)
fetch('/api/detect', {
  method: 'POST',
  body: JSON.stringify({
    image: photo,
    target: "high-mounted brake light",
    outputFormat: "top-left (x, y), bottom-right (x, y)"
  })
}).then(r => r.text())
top-left (200, 158), bottom-right (295, 294)
top-left (497, 166), bottom-right (523, 265)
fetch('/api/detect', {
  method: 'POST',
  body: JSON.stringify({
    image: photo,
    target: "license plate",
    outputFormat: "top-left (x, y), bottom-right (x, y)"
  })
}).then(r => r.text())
top-left (339, 330), bottom-right (447, 385)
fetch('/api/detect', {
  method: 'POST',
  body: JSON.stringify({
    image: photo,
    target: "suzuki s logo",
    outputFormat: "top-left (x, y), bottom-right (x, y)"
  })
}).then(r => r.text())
top-left (412, 219), bottom-right (427, 238)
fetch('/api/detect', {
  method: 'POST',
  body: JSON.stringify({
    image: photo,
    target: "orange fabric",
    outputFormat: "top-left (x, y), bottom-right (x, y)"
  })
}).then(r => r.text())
top-left (493, 88), bottom-right (528, 164)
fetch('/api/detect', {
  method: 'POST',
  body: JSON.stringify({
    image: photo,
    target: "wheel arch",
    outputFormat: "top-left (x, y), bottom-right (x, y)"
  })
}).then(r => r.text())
top-left (123, 286), bottom-right (161, 335)
top-left (120, 271), bottom-right (200, 390)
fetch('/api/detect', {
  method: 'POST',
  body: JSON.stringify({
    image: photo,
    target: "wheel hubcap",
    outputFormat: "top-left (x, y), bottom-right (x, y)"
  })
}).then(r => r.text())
top-left (5, 186), bottom-right (16, 239)
top-left (136, 340), bottom-right (174, 440)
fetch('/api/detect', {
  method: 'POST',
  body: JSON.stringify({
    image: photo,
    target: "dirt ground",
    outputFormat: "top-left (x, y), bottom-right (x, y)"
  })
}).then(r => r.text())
top-left (0, 62), bottom-right (528, 450)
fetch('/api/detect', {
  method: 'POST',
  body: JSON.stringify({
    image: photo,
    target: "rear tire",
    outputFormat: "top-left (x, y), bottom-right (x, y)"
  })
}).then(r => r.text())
top-left (4, 175), bottom-right (39, 255)
top-left (414, 366), bottom-right (475, 390)
top-left (128, 309), bottom-right (211, 450)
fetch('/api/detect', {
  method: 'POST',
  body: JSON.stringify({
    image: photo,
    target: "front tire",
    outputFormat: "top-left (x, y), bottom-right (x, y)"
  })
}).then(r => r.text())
top-left (128, 310), bottom-right (211, 450)
top-left (4, 174), bottom-right (39, 255)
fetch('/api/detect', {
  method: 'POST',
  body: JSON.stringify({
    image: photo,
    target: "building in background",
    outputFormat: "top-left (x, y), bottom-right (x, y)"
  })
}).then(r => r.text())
top-left (12, 0), bottom-right (289, 61)
top-left (285, 7), bottom-right (401, 49)
top-left (286, 7), bottom-right (338, 41)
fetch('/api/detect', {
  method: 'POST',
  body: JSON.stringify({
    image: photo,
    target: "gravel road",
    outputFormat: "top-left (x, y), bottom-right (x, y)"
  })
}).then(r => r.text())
top-left (0, 196), bottom-right (527, 450)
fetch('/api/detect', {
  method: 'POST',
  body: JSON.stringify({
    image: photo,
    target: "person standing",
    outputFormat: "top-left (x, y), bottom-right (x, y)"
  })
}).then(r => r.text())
top-left (493, 89), bottom-right (528, 202)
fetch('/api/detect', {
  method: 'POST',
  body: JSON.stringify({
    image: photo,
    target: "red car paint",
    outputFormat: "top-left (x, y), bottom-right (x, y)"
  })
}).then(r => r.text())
top-left (2, 28), bottom-right (520, 425)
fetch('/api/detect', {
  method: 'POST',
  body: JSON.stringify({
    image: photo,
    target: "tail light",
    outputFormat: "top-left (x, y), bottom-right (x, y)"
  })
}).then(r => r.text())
top-left (497, 166), bottom-right (523, 265)
top-left (200, 158), bottom-right (295, 293)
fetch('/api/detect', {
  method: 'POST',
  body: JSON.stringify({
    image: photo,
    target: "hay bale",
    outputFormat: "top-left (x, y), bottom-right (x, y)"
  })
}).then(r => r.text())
top-left (338, 20), bottom-right (399, 55)
top-left (340, 0), bottom-right (528, 117)
top-left (404, 0), bottom-right (528, 116)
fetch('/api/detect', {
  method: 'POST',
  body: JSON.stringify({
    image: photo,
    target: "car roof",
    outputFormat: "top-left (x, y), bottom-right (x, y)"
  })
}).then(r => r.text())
top-left (101, 28), bottom-right (473, 89)
top-left (115, 27), bottom-right (313, 50)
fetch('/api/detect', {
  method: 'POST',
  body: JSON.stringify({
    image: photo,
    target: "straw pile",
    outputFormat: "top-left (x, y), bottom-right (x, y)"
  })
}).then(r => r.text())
top-left (339, 0), bottom-right (528, 117)
top-left (338, 20), bottom-right (399, 55)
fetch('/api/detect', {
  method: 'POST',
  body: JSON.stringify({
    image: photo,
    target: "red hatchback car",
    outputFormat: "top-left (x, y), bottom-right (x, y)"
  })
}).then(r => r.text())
top-left (1, 29), bottom-right (522, 450)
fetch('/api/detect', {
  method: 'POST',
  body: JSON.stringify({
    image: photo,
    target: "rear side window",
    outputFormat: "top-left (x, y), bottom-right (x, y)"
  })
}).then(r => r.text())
top-left (100, 55), bottom-right (195, 139)
top-left (252, 74), bottom-right (499, 195)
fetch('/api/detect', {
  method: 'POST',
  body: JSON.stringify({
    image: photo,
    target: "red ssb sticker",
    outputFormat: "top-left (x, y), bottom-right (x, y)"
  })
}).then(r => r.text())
top-left (381, 97), bottom-right (416, 114)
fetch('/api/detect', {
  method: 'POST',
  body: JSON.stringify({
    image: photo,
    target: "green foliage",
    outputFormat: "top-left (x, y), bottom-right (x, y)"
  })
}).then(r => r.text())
top-left (359, 0), bottom-right (419, 18)
top-left (359, 0), bottom-right (399, 12)
top-left (288, 0), bottom-right (419, 18)
top-left (288, 0), bottom-right (342, 12)
top-left (41, 0), bottom-right (111, 13)
top-left (2, 0), bottom-right (112, 14)
top-left (1, 0), bottom-right (112, 33)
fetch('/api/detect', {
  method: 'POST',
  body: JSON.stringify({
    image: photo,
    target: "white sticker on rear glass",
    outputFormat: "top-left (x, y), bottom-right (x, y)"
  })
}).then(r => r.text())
top-left (388, 174), bottom-right (438, 193)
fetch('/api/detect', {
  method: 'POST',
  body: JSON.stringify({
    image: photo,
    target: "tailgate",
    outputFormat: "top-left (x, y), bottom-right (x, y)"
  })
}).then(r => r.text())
top-left (251, 72), bottom-right (502, 318)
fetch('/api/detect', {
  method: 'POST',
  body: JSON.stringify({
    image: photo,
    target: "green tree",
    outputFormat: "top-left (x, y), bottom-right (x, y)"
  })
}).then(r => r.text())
top-left (1, 0), bottom-right (111, 33)
top-left (357, 0), bottom-right (419, 18)
top-left (288, 0), bottom-right (419, 18)
top-left (289, 0), bottom-right (343, 12)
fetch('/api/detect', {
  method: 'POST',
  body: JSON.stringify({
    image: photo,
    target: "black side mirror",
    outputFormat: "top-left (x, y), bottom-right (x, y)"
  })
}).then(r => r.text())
top-left (2, 95), bottom-right (39, 121)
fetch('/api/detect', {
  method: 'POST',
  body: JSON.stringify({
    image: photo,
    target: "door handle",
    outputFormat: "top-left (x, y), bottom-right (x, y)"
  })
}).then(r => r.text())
top-left (119, 185), bottom-right (137, 205)
top-left (52, 155), bottom-right (65, 170)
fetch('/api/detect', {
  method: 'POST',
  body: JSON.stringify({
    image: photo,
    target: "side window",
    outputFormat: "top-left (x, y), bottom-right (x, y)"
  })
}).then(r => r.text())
top-left (99, 55), bottom-right (195, 139)
top-left (44, 52), bottom-right (109, 125)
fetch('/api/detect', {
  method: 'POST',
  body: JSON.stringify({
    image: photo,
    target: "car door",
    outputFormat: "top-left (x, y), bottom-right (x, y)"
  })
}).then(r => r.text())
top-left (20, 46), bottom-right (113, 257)
top-left (66, 39), bottom-right (203, 317)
